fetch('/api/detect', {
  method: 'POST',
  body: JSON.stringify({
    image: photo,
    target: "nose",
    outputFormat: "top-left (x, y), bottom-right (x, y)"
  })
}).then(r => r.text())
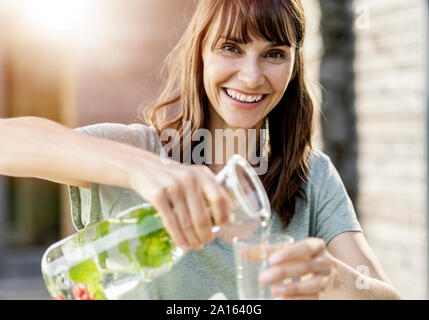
top-left (237, 57), bottom-right (265, 89)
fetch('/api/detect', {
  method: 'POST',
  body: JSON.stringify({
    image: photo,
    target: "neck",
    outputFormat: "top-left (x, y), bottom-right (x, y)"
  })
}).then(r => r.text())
top-left (206, 110), bottom-right (266, 174)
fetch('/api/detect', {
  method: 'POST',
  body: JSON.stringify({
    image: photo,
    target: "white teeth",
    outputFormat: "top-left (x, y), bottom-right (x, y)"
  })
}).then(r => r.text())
top-left (226, 88), bottom-right (263, 103)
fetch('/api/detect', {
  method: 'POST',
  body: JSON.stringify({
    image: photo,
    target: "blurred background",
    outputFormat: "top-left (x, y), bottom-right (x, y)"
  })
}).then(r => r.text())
top-left (0, 0), bottom-right (427, 299)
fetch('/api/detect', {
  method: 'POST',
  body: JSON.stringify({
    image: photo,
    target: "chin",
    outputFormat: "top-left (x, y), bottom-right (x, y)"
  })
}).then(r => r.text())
top-left (224, 117), bottom-right (260, 130)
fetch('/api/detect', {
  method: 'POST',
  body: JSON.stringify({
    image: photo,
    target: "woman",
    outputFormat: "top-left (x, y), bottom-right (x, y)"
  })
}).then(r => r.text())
top-left (0, 0), bottom-right (401, 299)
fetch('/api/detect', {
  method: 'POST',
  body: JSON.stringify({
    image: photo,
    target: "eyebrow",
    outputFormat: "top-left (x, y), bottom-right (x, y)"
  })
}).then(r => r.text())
top-left (220, 36), bottom-right (290, 48)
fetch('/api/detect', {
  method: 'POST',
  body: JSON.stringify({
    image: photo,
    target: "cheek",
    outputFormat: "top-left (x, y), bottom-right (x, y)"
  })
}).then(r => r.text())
top-left (269, 66), bottom-right (293, 94)
top-left (205, 57), bottom-right (234, 82)
top-left (262, 65), bottom-right (294, 116)
top-left (203, 58), bottom-right (218, 99)
top-left (203, 56), bottom-right (235, 102)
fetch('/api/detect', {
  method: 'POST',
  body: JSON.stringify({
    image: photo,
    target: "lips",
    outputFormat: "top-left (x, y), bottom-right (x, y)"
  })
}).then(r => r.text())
top-left (222, 87), bottom-right (267, 110)
top-left (225, 88), bottom-right (265, 103)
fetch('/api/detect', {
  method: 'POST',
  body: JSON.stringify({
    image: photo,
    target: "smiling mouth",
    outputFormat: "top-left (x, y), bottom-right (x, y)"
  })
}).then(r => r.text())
top-left (222, 88), bottom-right (267, 104)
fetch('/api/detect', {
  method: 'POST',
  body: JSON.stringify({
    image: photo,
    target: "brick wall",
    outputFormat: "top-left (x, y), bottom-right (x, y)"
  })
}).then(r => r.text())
top-left (304, 0), bottom-right (427, 299)
top-left (353, 0), bottom-right (427, 299)
top-left (302, 0), bottom-right (323, 147)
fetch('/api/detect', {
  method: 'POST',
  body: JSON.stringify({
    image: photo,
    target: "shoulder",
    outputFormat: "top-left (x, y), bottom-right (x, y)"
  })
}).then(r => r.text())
top-left (303, 148), bottom-right (346, 197)
top-left (307, 148), bottom-right (336, 183)
top-left (74, 122), bottom-right (161, 152)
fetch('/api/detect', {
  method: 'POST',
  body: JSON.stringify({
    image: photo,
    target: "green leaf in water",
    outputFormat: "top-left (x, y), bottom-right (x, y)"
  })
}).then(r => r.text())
top-left (118, 240), bottom-right (133, 263)
top-left (95, 220), bottom-right (110, 269)
top-left (97, 251), bottom-right (108, 269)
top-left (135, 229), bottom-right (175, 268)
top-left (128, 206), bottom-right (158, 223)
top-left (69, 259), bottom-right (107, 300)
top-left (95, 220), bottom-right (110, 237)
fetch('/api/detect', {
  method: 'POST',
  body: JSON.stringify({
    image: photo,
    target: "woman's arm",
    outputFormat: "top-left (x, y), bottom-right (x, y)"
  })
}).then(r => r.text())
top-left (0, 116), bottom-right (231, 250)
top-left (322, 232), bottom-right (402, 299)
top-left (0, 116), bottom-right (150, 188)
top-left (258, 233), bottom-right (402, 300)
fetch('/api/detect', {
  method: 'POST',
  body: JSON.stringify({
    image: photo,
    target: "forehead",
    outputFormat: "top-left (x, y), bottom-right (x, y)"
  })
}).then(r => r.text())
top-left (204, 2), bottom-right (297, 49)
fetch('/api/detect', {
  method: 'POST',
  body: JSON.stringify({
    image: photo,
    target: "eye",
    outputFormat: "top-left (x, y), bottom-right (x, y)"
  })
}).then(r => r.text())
top-left (221, 44), bottom-right (241, 54)
top-left (265, 50), bottom-right (285, 60)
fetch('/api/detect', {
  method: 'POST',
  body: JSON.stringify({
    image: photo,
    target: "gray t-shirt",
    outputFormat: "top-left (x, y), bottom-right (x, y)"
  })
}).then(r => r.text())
top-left (68, 122), bottom-right (362, 300)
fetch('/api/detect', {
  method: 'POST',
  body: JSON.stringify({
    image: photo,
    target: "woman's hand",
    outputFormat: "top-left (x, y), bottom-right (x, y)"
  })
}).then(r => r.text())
top-left (258, 237), bottom-right (338, 300)
top-left (128, 157), bottom-right (231, 251)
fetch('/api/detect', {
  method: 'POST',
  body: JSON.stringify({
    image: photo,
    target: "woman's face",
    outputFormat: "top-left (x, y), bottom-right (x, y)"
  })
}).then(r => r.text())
top-left (202, 17), bottom-right (296, 130)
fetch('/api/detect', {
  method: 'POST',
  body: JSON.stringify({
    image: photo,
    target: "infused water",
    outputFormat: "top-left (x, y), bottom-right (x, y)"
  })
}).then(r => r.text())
top-left (41, 204), bottom-right (182, 300)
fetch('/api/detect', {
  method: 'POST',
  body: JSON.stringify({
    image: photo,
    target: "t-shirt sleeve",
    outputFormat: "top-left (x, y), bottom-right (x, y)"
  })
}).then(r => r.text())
top-left (309, 152), bottom-right (363, 245)
top-left (68, 122), bottom-right (161, 231)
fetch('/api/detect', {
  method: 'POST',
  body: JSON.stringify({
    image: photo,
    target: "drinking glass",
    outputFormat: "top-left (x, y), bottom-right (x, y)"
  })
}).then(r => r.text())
top-left (233, 233), bottom-right (294, 300)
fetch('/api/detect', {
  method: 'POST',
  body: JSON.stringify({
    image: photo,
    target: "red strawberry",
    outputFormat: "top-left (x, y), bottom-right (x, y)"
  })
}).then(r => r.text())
top-left (73, 283), bottom-right (96, 300)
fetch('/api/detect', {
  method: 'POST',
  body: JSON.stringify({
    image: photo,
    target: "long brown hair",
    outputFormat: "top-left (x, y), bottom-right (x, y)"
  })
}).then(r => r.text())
top-left (143, 0), bottom-right (315, 228)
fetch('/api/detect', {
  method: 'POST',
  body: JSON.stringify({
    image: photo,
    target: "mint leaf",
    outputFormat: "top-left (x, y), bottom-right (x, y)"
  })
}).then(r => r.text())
top-left (95, 220), bottom-right (110, 269)
top-left (97, 251), bottom-right (108, 269)
top-left (118, 240), bottom-right (134, 263)
top-left (130, 205), bottom-right (176, 268)
top-left (95, 220), bottom-right (110, 238)
top-left (136, 214), bottom-right (164, 236)
top-left (69, 259), bottom-right (107, 300)
top-left (128, 206), bottom-right (158, 223)
top-left (135, 229), bottom-right (175, 268)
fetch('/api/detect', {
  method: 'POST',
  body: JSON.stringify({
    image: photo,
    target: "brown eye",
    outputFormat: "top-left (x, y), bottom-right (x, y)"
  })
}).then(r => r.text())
top-left (221, 44), bottom-right (240, 54)
top-left (266, 50), bottom-right (285, 59)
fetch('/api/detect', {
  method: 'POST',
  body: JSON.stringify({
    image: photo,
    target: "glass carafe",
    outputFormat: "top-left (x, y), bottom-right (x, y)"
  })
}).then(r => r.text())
top-left (41, 154), bottom-right (271, 300)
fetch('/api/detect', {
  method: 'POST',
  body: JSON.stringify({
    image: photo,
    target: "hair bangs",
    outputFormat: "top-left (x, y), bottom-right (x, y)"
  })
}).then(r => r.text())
top-left (211, 0), bottom-right (299, 50)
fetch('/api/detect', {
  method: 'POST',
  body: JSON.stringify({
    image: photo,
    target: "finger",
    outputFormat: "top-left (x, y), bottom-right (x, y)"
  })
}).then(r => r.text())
top-left (185, 178), bottom-right (214, 246)
top-left (240, 240), bottom-right (295, 263)
top-left (167, 184), bottom-right (201, 250)
top-left (259, 256), bottom-right (329, 284)
top-left (271, 275), bottom-right (329, 296)
top-left (201, 175), bottom-right (231, 227)
top-left (239, 245), bottom-right (281, 263)
top-left (150, 188), bottom-right (188, 250)
top-left (268, 238), bottom-right (326, 265)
